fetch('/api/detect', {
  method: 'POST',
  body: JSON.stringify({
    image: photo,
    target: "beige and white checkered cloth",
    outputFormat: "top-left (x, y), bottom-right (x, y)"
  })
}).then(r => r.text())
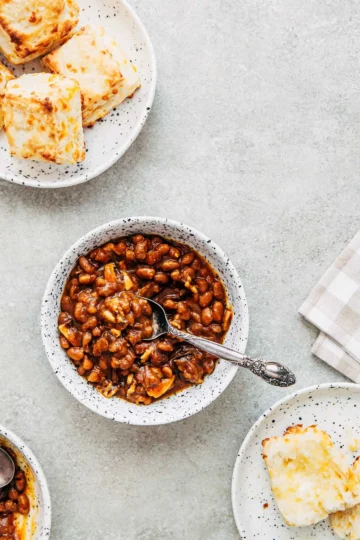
top-left (299, 231), bottom-right (360, 383)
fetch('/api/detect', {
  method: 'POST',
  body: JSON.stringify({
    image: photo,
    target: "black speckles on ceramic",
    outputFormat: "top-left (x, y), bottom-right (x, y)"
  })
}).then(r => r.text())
top-left (0, 425), bottom-right (51, 539)
top-left (232, 383), bottom-right (360, 539)
top-left (0, 0), bottom-right (156, 189)
top-left (41, 217), bottom-right (249, 426)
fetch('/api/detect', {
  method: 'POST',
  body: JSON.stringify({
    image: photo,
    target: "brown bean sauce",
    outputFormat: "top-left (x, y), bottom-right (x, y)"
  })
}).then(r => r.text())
top-left (58, 235), bottom-right (233, 405)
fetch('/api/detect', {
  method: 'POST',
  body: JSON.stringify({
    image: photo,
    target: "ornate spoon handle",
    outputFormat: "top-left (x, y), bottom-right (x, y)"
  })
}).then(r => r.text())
top-left (169, 328), bottom-right (296, 387)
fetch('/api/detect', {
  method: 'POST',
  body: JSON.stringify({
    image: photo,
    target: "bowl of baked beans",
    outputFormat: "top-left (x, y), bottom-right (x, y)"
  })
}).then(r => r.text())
top-left (0, 426), bottom-right (51, 539)
top-left (41, 217), bottom-right (249, 425)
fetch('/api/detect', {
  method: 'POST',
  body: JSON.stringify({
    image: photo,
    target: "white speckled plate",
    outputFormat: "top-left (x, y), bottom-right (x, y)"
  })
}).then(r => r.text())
top-left (41, 217), bottom-right (249, 425)
top-left (0, 0), bottom-right (156, 188)
top-left (0, 425), bottom-right (51, 539)
top-left (232, 383), bottom-right (360, 540)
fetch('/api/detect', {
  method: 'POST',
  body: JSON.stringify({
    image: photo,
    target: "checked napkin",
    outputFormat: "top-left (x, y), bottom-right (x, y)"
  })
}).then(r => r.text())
top-left (299, 231), bottom-right (360, 382)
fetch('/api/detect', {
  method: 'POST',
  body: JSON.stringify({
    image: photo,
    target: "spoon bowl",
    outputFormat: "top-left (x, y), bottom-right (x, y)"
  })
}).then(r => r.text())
top-left (0, 447), bottom-right (15, 489)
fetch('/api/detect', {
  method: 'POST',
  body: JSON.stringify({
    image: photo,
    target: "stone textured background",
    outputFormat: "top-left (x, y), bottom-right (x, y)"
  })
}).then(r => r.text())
top-left (0, 0), bottom-right (357, 538)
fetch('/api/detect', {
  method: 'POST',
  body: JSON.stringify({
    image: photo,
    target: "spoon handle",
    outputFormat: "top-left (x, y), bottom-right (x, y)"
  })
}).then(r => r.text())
top-left (170, 329), bottom-right (296, 387)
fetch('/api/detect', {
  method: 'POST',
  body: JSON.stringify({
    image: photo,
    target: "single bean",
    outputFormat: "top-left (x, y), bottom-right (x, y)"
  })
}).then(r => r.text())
top-left (88, 367), bottom-right (102, 383)
top-left (118, 353), bottom-right (135, 370)
top-left (102, 309), bottom-right (116, 324)
top-left (136, 267), bottom-right (156, 280)
top-left (104, 263), bottom-right (117, 283)
top-left (113, 241), bottom-right (127, 255)
top-left (74, 302), bottom-right (87, 323)
top-left (79, 273), bottom-right (96, 285)
top-left (135, 240), bottom-right (149, 261)
top-left (131, 297), bottom-right (142, 318)
top-left (209, 323), bottom-right (223, 334)
top-left (181, 252), bottom-right (195, 265)
top-left (162, 366), bottom-right (173, 378)
top-left (169, 247), bottom-right (181, 259)
top-left (163, 299), bottom-right (178, 310)
top-left (154, 272), bottom-right (169, 284)
top-left (199, 291), bottom-right (213, 308)
top-left (222, 309), bottom-right (233, 331)
top-left (18, 494), bottom-right (30, 515)
top-left (67, 347), bottom-right (84, 362)
top-left (196, 278), bottom-right (208, 293)
top-left (157, 340), bottom-right (174, 352)
top-left (92, 327), bottom-right (101, 337)
top-left (146, 250), bottom-right (161, 265)
top-left (79, 256), bottom-right (96, 274)
top-left (61, 295), bottom-right (73, 313)
top-left (212, 301), bottom-right (224, 322)
top-left (102, 243), bottom-right (116, 253)
top-left (60, 336), bottom-right (70, 349)
top-left (213, 281), bottom-right (225, 300)
top-left (190, 311), bottom-right (201, 323)
top-left (201, 307), bottom-right (213, 326)
top-left (69, 284), bottom-right (79, 300)
top-left (125, 249), bottom-right (135, 261)
top-left (162, 259), bottom-right (180, 272)
top-left (82, 357), bottom-right (94, 371)
top-left (142, 325), bottom-right (154, 339)
top-left (132, 234), bottom-right (145, 243)
top-left (156, 244), bottom-right (170, 256)
top-left (170, 269), bottom-right (182, 281)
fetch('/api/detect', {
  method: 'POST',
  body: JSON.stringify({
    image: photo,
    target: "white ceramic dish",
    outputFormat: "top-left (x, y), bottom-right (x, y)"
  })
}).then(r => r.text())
top-left (41, 217), bottom-right (249, 425)
top-left (0, 425), bottom-right (51, 539)
top-left (0, 0), bottom-right (156, 188)
top-left (232, 383), bottom-right (360, 539)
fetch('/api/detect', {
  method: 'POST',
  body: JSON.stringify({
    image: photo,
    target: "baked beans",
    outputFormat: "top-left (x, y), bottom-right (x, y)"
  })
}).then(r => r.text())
top-left (59, 235), bottom-right (233, 405)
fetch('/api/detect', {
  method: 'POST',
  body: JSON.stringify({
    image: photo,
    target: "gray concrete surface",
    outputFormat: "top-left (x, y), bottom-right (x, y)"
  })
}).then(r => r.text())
top-left (0, 0), bottom-right (358, 538)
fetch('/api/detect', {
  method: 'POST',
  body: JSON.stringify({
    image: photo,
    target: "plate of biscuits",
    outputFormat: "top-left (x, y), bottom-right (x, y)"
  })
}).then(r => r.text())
top-left (0, 0), bottom-right (156, 188)
top-left (232, 384), bottom-right (360, 539)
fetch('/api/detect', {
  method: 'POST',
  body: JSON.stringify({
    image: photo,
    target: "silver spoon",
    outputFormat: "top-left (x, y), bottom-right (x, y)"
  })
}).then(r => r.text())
top-left (142, 297), bottom-right (296, 387)
top-left (0, 448), bottom-right (15, 489)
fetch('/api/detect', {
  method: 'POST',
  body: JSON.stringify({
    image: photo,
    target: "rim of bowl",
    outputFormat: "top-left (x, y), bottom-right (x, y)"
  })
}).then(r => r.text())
top-left (0, 424), bottom-right (52, 539)
top-left (1, 0), bottom-right (157, 189)
top-left (231, 382), bottom-right (359, 537)
top-left (41, 216), bottom-right (249, 425)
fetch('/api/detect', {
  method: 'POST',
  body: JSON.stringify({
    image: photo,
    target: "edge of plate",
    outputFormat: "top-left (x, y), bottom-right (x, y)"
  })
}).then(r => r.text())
top-left (231, 382), bottom-right (360, 539)
top-left (0, 0), bottom-right (157, 189)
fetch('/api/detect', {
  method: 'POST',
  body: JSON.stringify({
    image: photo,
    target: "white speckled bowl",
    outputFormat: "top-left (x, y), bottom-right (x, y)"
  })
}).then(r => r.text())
top-left (41, 217), bottom-right (249, 425)
top-left (0, 425), bottom-right (51, 539)
top-left (0, 0), bottom-right (156, 188)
